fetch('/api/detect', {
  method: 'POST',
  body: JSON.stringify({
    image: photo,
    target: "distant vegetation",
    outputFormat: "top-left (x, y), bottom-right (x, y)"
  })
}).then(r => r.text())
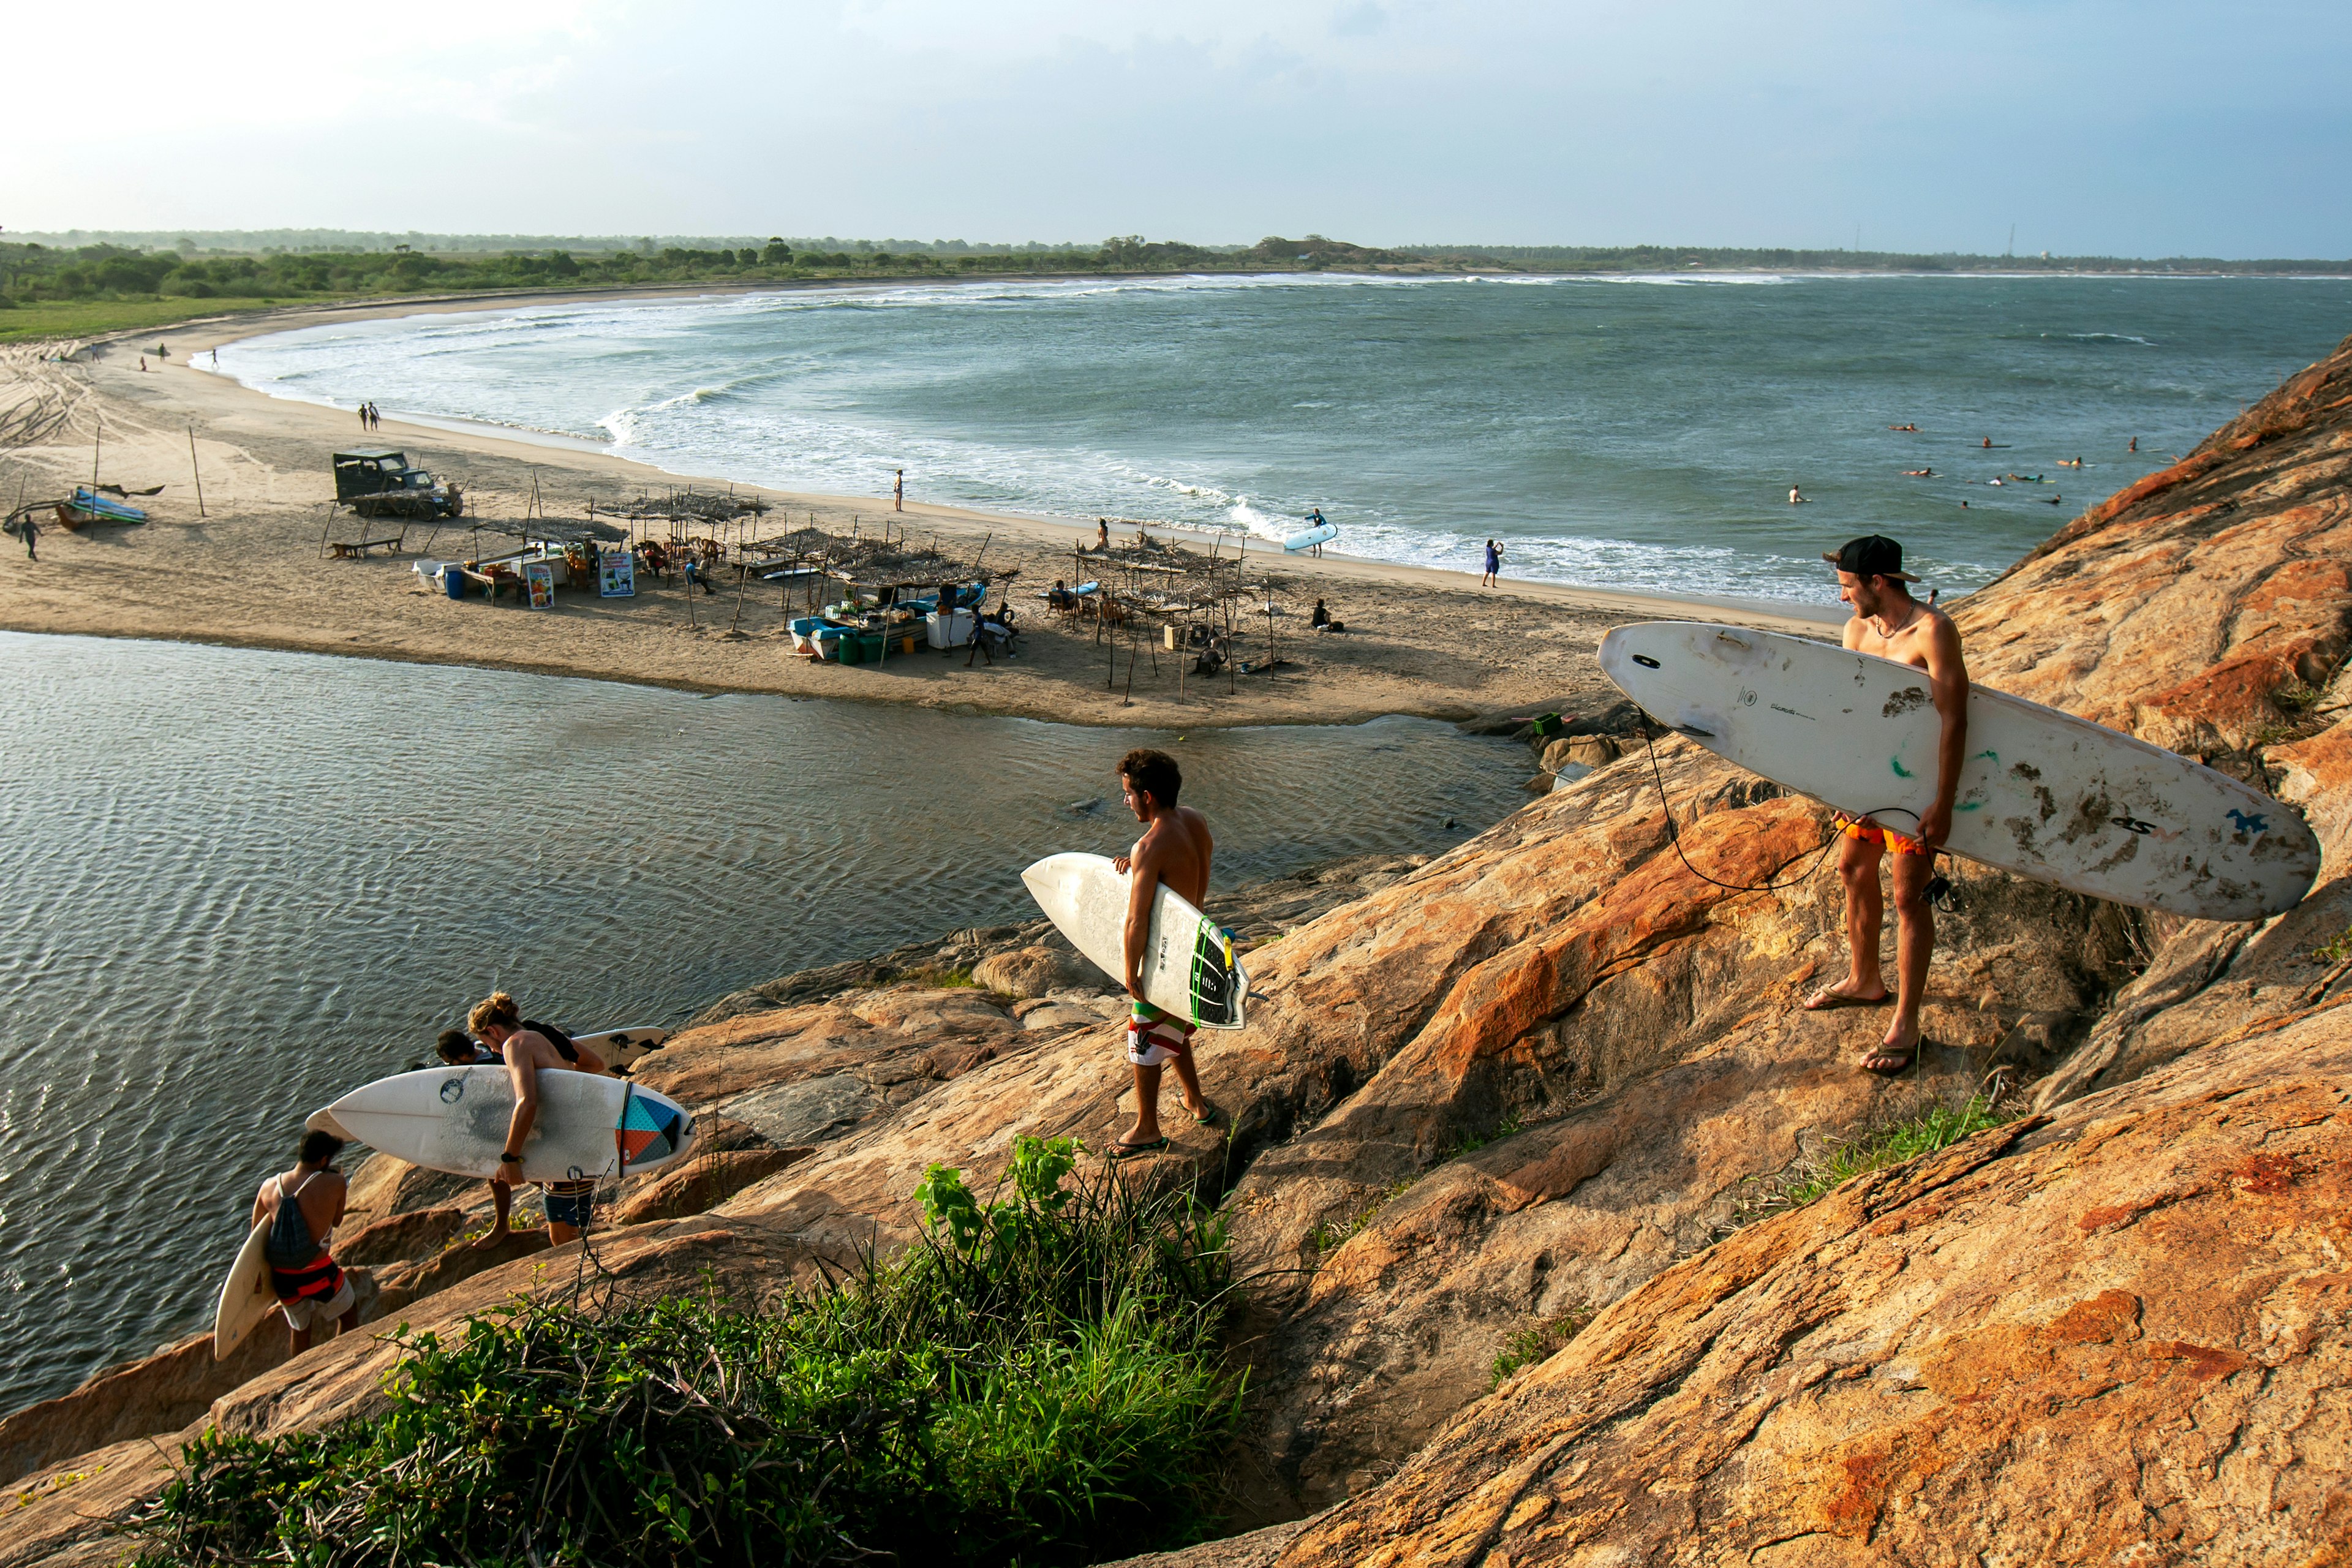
top-left (132, 1138), bottom-right (1242, 1567)
top-left (4, 228), bottom-right (2342, 345)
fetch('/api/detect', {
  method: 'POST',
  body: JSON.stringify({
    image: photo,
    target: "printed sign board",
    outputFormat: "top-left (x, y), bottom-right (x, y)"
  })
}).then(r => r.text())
top-left (599, 551), bottom-right (636, 598)
top-left (522, 560), bottom-right (555, 609)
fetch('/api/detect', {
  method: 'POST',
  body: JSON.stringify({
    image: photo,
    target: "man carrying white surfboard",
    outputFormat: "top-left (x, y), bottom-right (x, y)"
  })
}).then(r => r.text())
top-left (1109, 747), bottom-right (1217, 1158)
top-left (1805, 535), bottom-right (1970, 1075)
top-left (467, 992), bottom-right (607, 1246)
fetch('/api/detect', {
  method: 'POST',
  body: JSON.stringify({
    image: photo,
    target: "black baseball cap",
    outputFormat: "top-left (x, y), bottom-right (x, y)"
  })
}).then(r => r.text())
top-left (1823, 535), bottom-right (1920, 582)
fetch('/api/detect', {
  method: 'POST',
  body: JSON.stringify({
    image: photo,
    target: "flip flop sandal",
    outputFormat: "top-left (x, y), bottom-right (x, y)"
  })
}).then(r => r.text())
top-left (1190, 1101), bottom-right (1220, 1125)
top-left (1803, 987), bottom-right (1893, 1012)
top-left (1104, 1137), bottom-right (1170, 1161)
top-left (1861, 1042), bottom-right (1918, 1077)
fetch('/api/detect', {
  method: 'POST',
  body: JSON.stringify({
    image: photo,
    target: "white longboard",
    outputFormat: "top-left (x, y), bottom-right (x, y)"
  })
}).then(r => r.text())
top-left (310, 1067), bottom-right (696, 1185)
top-left (1599, 621), bottom-right (2318, 922)
top-left (1284, 522), bottom-right (1338, 552)
top-left (212, 1219), bottom-right (277, 1361)
top-left (1020, 853), bottom-right (1248, 1029)
top-left (569, 1026), bottom-right (669, 1069)
top-left (304, 1026), bottom-right (673, 1142)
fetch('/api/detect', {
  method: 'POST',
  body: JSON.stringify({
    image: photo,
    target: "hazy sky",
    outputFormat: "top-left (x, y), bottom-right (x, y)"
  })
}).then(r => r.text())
top-left (12, 1), bottom-right (2350, 255)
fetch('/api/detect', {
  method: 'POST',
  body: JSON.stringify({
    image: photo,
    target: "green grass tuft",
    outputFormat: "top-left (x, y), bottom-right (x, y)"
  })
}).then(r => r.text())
top-left (1736, 1093), bottom-right (2015, 1227)
top-left (1310, 1177), bottom-right (1417, 1255)
top-left (1490, 1305), bottom-right (1597, 1387)
top-left (130, 1137), bottom-right (1239, 1567)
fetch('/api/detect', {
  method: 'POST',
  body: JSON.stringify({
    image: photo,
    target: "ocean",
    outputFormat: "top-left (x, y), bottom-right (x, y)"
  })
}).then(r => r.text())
top-left (217, 271), bottom-right (2352, 605)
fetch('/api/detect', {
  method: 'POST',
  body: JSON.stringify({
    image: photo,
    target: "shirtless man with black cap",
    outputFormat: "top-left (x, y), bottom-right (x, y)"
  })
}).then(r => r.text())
top-left (1803, 535), bottom-right (1970, 1074)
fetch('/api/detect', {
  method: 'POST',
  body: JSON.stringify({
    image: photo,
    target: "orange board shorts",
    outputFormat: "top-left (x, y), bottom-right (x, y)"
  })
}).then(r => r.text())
top-left (1834, 812), bottom-right (1931, 858)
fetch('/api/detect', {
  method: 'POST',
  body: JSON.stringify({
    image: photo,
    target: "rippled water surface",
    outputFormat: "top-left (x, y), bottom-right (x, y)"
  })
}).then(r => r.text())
top-left (218, 272), bottom-right (2352, 602)
top-left (0, 632), bottom-right (1529, 1410)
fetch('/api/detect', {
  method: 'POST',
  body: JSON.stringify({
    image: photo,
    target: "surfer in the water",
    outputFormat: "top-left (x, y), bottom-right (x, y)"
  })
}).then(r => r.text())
top-left (1805, 535), bottom-right (1970, 1074)
top-left (1108, 747), bottom-right (1216, 1157)
top-left (251, 1129), bottom-right (359, 1353)
top-left (468, 993), bottom-right (606, 1246)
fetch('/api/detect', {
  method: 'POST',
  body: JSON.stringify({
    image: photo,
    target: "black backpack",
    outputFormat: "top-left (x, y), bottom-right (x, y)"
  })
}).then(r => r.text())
top-left (521, 1019), bottom-right (579, 1064)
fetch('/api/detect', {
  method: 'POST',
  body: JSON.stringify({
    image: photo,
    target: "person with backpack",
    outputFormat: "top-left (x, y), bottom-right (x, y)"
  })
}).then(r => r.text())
top-left (249, 1129), bottom-right (360, 1354)
top-left (465, 992), bottom-right (607, 1247)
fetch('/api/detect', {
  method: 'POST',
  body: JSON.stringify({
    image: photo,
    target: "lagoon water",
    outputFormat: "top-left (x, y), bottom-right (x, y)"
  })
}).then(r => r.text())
top-left (0, 632), bottom-right (1528, 1411)
top-left (220, 272), bottom-right (2352, 603)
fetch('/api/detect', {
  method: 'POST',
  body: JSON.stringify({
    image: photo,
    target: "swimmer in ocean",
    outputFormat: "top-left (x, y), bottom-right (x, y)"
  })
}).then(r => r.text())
top-left (1887, 423), bottom-right (1918, 432)
top-left (1903, 468), bottom-right (1935, 477)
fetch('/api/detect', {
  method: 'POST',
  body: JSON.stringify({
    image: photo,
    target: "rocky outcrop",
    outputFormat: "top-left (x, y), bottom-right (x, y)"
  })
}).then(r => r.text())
top-left (612, 1146), bottom-right (815, 1225)
top-left (972, 944), bottom-right (1095, 998)
top-left (1978, 330), bottom-right (2352, 1109)
top-left (1255, 1003), bottom-right (2352, 1567)
top-left (336, 1206), bottom-right (467, 1267)
top-left (1205, 742), bottom-right (2136, 1509)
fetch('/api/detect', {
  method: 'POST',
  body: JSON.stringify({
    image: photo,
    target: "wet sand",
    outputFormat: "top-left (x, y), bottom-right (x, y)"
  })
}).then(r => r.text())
top-left (0, 298), bottom-right (1838, 728)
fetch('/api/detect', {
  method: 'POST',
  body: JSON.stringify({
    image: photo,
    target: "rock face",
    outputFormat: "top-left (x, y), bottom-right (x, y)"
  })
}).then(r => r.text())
top-left (612, 1147), bottom-right (815, 1225)
top-left (1263, 1006), bottom-right (2352, 1567)
top-left (336, 1206), bottom-right (467, 1267)
top-left (1210, 746), bottom-right (2137, 1509)
top-left (971, 944), bottom-right (1094, 998)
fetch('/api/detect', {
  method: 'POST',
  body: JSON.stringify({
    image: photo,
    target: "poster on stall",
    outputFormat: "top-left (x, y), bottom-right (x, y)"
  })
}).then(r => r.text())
top-left (599, 551), bottom-right (636, 598)
top-left (522, 560), bottom-right (556, 609)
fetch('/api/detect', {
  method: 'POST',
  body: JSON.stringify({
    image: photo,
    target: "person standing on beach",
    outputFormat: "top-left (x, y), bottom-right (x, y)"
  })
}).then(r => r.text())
top-left (1480, 538), bottom-right (1501, 587)
top-left (20, 511), bottom-right (37, 562)
top-left (894, 469), bottom-right (905, 512)
top-left (1801, 535), bottom-right (1970, 1076)
top-left (1107, 748), bottom-right (1215, 1158)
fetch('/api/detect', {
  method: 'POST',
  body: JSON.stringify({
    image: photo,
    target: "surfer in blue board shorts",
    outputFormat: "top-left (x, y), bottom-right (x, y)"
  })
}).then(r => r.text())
top-left (251, 1129), bottom-right (360, 1354)
top-left (1804, 535), bottom-right (1970, 1075)
top-left (467, 993), bottom-right (608, 1247)
top-left (1107, 747), bottom-right (1216, 1158)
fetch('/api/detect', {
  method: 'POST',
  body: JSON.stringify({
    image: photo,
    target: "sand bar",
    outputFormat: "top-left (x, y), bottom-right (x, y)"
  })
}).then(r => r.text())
top-left (0, 292), bottom-right (1840, 729)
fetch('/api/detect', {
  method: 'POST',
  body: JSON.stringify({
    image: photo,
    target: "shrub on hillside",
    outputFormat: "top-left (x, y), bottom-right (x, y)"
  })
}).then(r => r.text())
top-left (130, 1138), bottom-right (1238, 1567)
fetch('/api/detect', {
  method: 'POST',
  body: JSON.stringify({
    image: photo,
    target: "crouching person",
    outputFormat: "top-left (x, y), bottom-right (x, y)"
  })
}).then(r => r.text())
top-left (253, 1129), bottom-right (359, 1353)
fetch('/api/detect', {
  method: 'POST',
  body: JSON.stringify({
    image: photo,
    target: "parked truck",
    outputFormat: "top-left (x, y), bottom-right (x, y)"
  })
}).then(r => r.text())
top-left (331, 448), bottom-right (465, 520)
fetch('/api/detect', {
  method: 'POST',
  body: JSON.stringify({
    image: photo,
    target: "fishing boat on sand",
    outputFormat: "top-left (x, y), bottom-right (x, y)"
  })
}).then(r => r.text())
top-left (56, 488), bottom-right (149, 529)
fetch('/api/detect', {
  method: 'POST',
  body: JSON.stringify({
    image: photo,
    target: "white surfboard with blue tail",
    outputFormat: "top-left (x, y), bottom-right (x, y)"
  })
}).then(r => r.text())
top-left (307, 1068), bottom-right (696, 1185)
top-left (1598, 620), bottom-right (2317, 922)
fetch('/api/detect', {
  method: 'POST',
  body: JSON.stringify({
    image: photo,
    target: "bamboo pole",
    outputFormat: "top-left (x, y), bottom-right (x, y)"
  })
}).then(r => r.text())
top-left (91, 415), bottom-right (100, 488)
top-left (187, 425), bottom-right (205, 518)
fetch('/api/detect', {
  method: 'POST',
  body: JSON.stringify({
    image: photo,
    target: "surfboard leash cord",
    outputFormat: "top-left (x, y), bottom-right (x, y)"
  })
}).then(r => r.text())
top-left (1634, 717), bottom-right (1923, 895)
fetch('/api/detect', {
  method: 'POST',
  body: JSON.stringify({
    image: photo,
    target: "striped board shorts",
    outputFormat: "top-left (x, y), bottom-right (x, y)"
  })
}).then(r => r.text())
top-left (1127, 1001), bottom-right (1197, 1068)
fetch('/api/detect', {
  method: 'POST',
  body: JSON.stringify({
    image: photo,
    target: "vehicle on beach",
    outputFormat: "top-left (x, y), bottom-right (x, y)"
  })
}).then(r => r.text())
top-left (331, 448), bottom-right (465, 521)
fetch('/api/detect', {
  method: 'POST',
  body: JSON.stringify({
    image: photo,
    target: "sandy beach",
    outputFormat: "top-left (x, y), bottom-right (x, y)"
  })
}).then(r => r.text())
top-left (0, 294), bottom-right (1838, 728)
